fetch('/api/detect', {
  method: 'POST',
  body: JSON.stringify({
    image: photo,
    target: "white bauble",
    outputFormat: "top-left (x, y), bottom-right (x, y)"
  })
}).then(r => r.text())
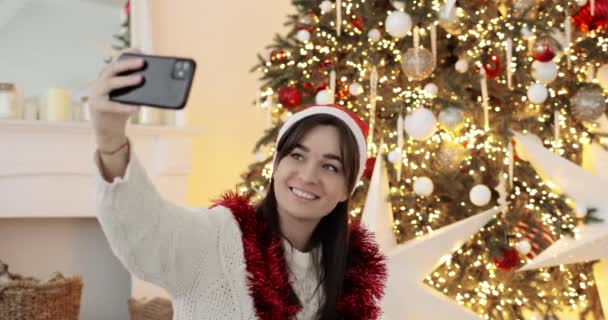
top-left (532, 60), bottom-right (558, 84)
top-left (261, 49), bottom-right (272, 61)
top-left (413, 177), bottom-right (434, 197)
top-left (320, 0), bottom-right (333, 13)
top-left (349, 82), bottom-right (364, 96)
top-left (470, 184), bottom-right (492, 207)
top-left (516, 240), bottom-right (532, 255)
top-left (455, 59), bottom-right (468, 73)
top-left (521, 25), bottom-right (533, 40)
top-left (296, 29), bottom-right (311, 43)
top-left (576, 0), bottom-right (588, 6)
top-left (388, 150), bottom-right (401, 163)
top-left (424, 83), bottom-right (439, 96)
top-left (385, 11), bottom-right (412, 38)
top-left (438, 107), bottom-right (464, 130)
top-left (315, 89), bottom-right (333, 104)
top-left (596, 64), bottom-right (608, 90)
top-left (404, 108), bottom-right (437, 140)
top-left (368, 28), bottom-right (382, 42)
top-left (527, 83), bottom-right (548, 104)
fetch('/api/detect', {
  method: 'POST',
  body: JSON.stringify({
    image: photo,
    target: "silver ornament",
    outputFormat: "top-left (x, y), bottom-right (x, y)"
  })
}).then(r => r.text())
top-left (572, 85), bottom-right (607, 122)
top-left (438, 107), bottom-right (464, 130)
top-left (401, 48), bottom-right (435, 81)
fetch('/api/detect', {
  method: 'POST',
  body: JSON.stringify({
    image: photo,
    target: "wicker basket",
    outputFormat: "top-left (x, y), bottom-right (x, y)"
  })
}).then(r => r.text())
top-left (0, 271), bottom-right (83, 320)
top-left (128, 297), bottom-right (173, 320)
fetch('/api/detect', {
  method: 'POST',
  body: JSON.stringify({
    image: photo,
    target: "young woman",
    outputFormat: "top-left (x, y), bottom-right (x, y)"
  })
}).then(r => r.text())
top-left (91, 49), bottom-right (386, 320)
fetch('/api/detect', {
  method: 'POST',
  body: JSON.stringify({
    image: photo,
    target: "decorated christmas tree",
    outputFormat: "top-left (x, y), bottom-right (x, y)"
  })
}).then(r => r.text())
top-left (237, 0), bottom-right (608, 318)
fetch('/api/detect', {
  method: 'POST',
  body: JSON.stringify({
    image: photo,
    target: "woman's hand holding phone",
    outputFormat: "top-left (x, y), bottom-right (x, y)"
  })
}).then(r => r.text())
top-left (89, 48), bottom-right (144, 149)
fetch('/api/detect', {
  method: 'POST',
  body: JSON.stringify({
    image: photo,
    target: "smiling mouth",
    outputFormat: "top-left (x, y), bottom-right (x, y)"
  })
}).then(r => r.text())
top-left (289, 187), bottom-right (320, 200)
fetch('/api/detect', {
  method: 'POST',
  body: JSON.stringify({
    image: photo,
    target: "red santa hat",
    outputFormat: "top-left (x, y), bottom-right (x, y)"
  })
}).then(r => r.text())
top-left (274, 104), bottom-right (369, 193)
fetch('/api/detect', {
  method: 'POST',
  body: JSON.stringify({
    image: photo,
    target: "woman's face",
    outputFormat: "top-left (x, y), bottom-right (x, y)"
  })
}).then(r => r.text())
top-left (273, 125), bottom-right (350, 224)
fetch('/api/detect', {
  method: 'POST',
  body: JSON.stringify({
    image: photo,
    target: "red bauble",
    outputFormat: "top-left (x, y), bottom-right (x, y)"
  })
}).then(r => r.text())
top-left (532, 37), bottom-right (557, 62)
top-left (493, 247), bottom-right (520, 271)
top-left (270, 50), bottom-right (288, 63)
top-left (363, 157), bottom-right (376, 179)
top-left (318, 59), bottom-right (334, 71)
top-left (572, 0), bottom-right (608, 32)
top-left (482, 54), bottom-right (502, 79)
top-left (297, 24), bottom-right (315, 33)
top-left (278, 86), bottom-right (302, 109)
top-left (351, 17), bottom-right (364, 31)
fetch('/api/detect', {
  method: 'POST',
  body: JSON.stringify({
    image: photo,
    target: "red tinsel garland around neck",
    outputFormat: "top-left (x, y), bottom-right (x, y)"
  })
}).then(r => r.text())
top-left (212, 191), bottom-right (387, 320)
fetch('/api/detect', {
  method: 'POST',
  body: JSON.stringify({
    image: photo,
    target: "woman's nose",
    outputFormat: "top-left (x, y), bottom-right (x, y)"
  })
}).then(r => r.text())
top-left (298, 162), bottom-right (320, 184)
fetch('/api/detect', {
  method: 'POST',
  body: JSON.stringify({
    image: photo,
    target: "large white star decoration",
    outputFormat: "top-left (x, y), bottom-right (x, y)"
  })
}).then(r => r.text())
top-left (380, 205), bottom-right (503, 320)
top-left (512, 131), bottom-right (608, 271)
top-left (360, 153), bottom-right (506, 319)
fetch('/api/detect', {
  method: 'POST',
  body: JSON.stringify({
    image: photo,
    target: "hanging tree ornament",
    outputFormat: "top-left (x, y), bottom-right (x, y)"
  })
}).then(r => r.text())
top-left (404, 107), bottom-right (437, 140)
top-left (531, 36), bottom-right (559, 62)
top-left (413, 176), bottom-right (434, 197)
top-left (296, 29), bottom-right (311, 43)
top-left (531, 60), bottom-right (558, 84)
top-left (385, 10), bottom-right (412, 38)
top-left (401, 26), bottom-right (435, 81)
top-left (349, 82), bottom-right (364, 96)
top-left (319, 0), bottom-right (333, 13)
top-left (278, 86), bottom-right (301, 110)
top-left (572, 0), bottom-right (608, 32)
top-left (470, 184), bottom-right (492, 207)
top-left (438, 0), bottom-right (463, 35)
top-left (455, 57), bottom-right (469, 73)
top-left (527, 83), bottom-right (548, 104)
top-left (368, 28), bottom-right (382, 42)
top-left (438, 107), bottom-right (464, 131)
top-left (597, 64), bottom-right (608, 90)
top-left (482, 53), bottom-right (502, 79)
top-left (572, 84), bottom-right (607, 122)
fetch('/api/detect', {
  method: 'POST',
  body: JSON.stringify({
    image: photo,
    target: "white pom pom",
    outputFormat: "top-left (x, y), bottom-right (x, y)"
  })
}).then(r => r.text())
top-left (470, 184), bottom-right (492, 206)
top-left (576, 0), bottom-right (588, 6)
top-left (532, 60), bottom-right (558, 84)
top-left (404, 108), bottom-right (437, 140)
top-left (349, 82), bottom-right (364, 96)
top-left (315, 89), bottom-right (333, 104)
top-left (455, 59), bottom-right (468, 73)
top-left (368, 28), bottom-right (382, 42)
top-left (388, 150), bottom-right (401, 163)
top-left (385, 11), bottom-right (412, 38)
top-left (516, 240), bottom-right (532, 255)
top-left (423, 83), bottom-right (439, 96)
top-left (527, 83), bottom-right (548, 104)
top-left (413, 177), bottom-right (434, 197)
top-left (320, 0), bottom-right (333, 13)
top-left (296, 29), bottom-right (311, 43)
top-left (596, 64), bottom-right (608, 90)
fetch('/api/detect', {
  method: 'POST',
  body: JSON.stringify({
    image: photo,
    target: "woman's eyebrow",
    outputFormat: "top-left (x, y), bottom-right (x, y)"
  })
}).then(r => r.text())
top-left (295, 143), bottom-right (342, 161)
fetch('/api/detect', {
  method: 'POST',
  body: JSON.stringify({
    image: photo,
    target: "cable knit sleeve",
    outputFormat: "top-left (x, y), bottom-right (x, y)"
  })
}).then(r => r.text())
top-left (93, 145), bottom-right (225, 296)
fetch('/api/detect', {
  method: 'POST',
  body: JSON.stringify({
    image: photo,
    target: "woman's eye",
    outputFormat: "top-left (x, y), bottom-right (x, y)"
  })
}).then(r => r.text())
top-left (290, 153), bottom-right (303, 160)
top-left (324, 164), bottom-right (339, 173)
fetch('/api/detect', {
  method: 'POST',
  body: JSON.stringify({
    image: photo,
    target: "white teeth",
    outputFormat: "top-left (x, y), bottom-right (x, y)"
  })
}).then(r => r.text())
top-left (291, 187), bottom-right (318, 200)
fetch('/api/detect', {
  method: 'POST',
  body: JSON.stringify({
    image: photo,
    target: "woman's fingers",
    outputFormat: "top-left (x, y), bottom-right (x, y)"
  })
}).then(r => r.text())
top-left (94, 74), bottom-right (143, 97)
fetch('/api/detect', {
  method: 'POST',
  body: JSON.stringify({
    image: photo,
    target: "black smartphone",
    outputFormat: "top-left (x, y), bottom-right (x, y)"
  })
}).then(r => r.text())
top-left (109, 53), bottom-right (196, 110)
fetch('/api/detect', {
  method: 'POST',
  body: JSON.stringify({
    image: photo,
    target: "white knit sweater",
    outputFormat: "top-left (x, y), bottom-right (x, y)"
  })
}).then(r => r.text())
top-left (94, 149), bottom-right (323, 320)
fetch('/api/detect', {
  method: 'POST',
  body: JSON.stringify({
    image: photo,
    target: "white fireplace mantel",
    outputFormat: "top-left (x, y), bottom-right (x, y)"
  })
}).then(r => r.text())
top-left (0, 119), bottom-right (202, 218)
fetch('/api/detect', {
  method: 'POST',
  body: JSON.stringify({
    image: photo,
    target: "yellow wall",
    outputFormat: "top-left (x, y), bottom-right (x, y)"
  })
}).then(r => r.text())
top-left (149, 1), bottom-right (293, 206)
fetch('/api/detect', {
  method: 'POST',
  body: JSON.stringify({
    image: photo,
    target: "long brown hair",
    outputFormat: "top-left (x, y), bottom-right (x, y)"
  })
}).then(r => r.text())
top-left (254, 114), bottom-right (360, 319)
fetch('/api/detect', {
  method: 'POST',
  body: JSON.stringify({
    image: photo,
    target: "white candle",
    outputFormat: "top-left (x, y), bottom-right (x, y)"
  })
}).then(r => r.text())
top-left (480, 68), bottom-right (489, 131)
top-left (336, 0), bottom-right (342, 36)
top-left (591, 0), bottom-right (596, 16)
top-left (506, 38), bottom-right (513, 90)
top-left (330, 69), bottom-right (337, 103)
top-left (508, 141), bottom-right (514, 189)
top-left (397, 113), bottom-right (404, 180)
top-left (45, 88), bottom-right (70, 122)
top-left (554, 110), bottom-right (561, 144)
top-left (587, 64), bottom-right (596, 82)
top-left (368, 66), bottom-right (378, 148)
top-left (431, 24), bottom-right (437, 67)
top-left (413, 26), bottom-right (420, 48)
top-left (565, 9), bottom-right (572, 69)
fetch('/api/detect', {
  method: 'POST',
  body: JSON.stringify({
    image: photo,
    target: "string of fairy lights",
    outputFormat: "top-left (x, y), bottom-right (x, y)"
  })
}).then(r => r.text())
top-left (238, 0), bottom-right (608, 317)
